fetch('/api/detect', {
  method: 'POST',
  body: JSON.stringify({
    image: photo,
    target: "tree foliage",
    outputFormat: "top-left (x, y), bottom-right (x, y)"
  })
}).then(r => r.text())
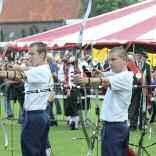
top-left (90, 0), bottom-right (143, 17)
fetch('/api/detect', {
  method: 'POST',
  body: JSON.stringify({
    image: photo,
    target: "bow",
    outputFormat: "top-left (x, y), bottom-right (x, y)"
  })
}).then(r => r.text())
top-left (0, 121), bottom-right (8, 148)
top-left (74, 1), bottom-right (95, 156)
top-left (0, 82), bottom-right (9, 149)
top-left (0, 0), bottom-right (4, 15)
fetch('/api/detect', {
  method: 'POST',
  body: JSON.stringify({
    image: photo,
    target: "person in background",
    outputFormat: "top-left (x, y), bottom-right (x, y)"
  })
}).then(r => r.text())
top-left (135, 51), bottom-right (151, 130)
top-left (150, 67), bottom-right (156, 123)
top-left (127, 52), bottom-right (142, 131)
top-left (47, 55), bottom-right (62, 126)
top-left (63, 55), bottom-right (80, 130)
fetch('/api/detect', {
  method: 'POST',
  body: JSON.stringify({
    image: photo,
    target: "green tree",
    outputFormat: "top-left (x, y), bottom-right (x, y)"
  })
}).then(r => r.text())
top-left (0, 29), bottom-right (4, 41)
top-left (21, 29), bottom-right (26, 37)
top-left (90, 0), bottom-right (143, 17)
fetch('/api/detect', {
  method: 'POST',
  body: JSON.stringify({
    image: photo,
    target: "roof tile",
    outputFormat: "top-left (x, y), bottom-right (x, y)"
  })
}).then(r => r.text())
top-left (0, 0), bottom-right (82, 22)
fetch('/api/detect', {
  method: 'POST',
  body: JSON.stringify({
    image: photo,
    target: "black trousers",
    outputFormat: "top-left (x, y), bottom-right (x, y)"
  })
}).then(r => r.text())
top-left (128, 88), bottom-right (142, 129)
top-left (150, 101), bottom-right (156, 123)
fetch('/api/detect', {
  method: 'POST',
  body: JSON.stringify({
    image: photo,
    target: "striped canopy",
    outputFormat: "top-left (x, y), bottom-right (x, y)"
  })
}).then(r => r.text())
top-left (14, 0), bottom-right (156, 48)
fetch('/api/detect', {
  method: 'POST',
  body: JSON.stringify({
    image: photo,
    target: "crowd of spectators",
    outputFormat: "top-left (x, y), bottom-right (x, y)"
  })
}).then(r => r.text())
top-left (0, 46), bottom-right (156, 131)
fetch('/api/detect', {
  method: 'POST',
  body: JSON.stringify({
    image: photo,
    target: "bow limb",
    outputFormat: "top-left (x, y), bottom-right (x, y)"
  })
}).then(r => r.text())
top-left (0, 0), bottom-right (4, 15)
top-left (0, 82), bottom-right (9, 148)
top-left (76, 0), bottom-right (92, 154)
top-left (75, 0), bottom-right (92, 66)
top-left (78, 0), bottom-right (92, 44)
top-left (0, 121), bottom-right (8, 148)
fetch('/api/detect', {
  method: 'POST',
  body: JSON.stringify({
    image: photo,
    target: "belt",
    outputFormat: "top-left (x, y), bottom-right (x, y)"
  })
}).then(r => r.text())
top-left (102, 120), bottom-right (127, 125)
top-left (24, 110), bottom-right (45, 114)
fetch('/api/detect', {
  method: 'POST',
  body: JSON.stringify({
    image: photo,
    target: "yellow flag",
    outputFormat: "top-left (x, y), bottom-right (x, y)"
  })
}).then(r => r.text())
top-left (147, 53), bottom-right (156, 66)
top-left (54, 53), bottom-right (61, 62)
top-left (92, 48), bottom-right (109, 63)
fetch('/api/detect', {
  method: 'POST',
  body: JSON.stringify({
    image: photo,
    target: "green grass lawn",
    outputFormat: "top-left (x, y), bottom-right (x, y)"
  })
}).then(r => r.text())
top-left (0, 99), bottom-right (156, 156)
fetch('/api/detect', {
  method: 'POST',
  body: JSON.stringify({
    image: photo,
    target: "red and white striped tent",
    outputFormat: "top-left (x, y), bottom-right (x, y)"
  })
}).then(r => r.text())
top-left (14, 0), bottom-right (156, 49)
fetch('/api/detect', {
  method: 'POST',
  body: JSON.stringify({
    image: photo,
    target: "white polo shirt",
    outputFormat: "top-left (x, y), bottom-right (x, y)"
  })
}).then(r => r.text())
top-left (24, 64), bottom-right (53, 111)
top-left (100, 70), bottom-right (133, 122)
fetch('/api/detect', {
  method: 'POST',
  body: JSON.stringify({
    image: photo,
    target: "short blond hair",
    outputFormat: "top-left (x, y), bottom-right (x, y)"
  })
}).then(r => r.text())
top-left (110, 46), bottom-right (127, 61)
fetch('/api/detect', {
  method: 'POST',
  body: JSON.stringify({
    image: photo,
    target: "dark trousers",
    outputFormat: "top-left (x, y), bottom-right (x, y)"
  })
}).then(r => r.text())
top-left (21, 110), bottom-right (49, 156)
top-left (128, 88), bottom-right (142, 129)
top-left (54, 98), bottom-right (62, 114)
top-left (46, 103), bottom-right (56, 121)
top-left (101, 122), bottom-right (129, 156)
top-left (150, 101), bottom-right (156, 123)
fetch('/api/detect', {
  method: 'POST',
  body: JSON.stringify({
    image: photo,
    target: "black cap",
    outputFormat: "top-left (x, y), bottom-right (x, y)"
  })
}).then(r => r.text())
top-left (135, 50), bottom-right (148, 58)
top-left (141, 51), bottom-right (148, 58)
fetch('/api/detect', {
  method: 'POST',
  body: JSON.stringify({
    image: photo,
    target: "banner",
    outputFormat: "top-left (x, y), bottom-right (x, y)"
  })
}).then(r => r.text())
top-left (92, 48), bottom-right (109, 63)
top-left (148, 53), bottom-right (156, 67)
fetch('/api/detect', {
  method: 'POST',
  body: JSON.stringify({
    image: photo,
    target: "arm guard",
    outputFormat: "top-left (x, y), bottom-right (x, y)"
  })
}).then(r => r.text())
top-left (15, 71), bottom-right (27, 80)
top-left (0, 71), bottom-right (27, 81)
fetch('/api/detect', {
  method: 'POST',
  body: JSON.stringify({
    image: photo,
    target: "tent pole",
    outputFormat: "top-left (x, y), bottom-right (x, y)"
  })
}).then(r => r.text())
top-left (132, 44), bottom-right (135, 53)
